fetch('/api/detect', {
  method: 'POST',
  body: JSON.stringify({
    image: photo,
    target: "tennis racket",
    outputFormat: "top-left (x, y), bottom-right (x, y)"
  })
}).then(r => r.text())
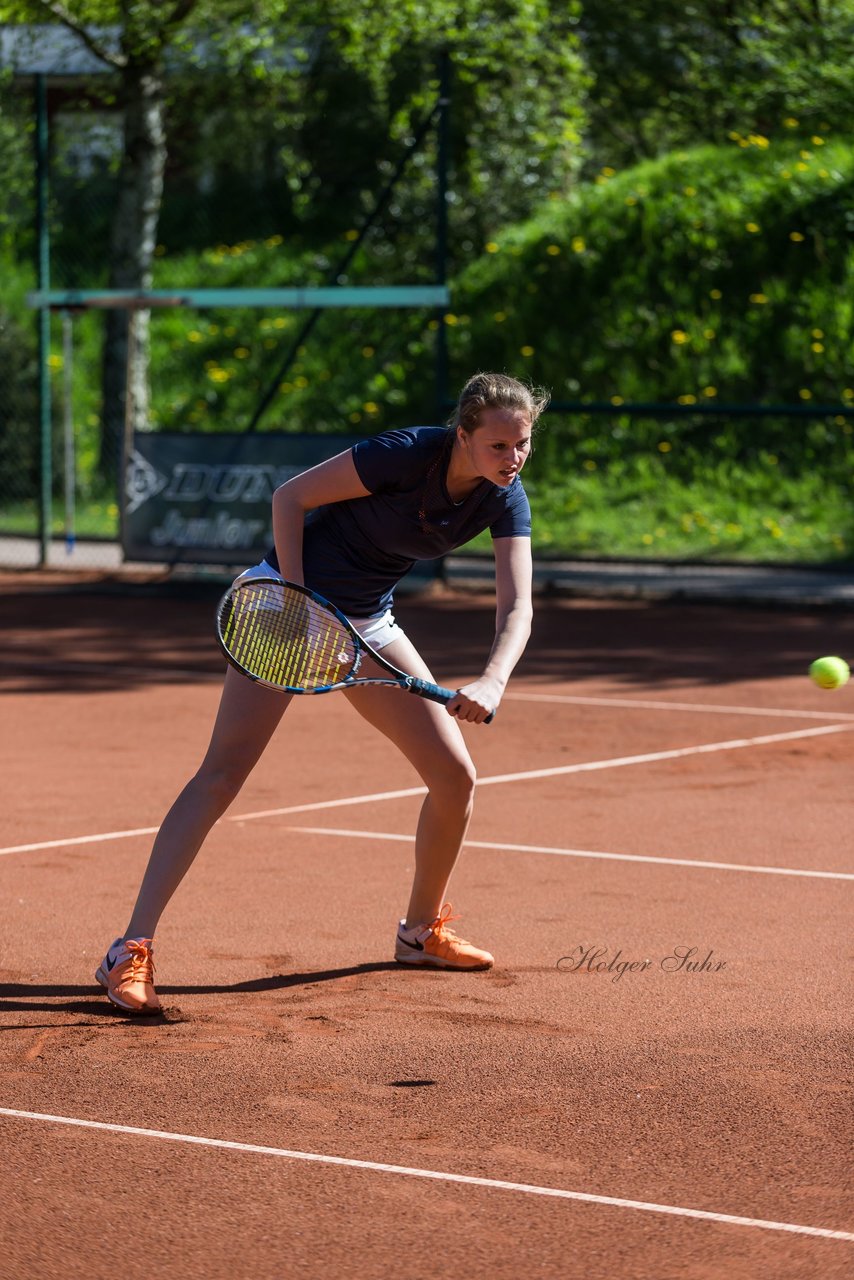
top-left (215, 575), bottom-right (495, 722)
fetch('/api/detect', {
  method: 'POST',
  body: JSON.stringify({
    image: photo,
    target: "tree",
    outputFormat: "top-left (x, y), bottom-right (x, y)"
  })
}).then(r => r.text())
top-left (578, 0), bottom-right (854, 168)
top-left (1, 0), bottom-right (586, 471)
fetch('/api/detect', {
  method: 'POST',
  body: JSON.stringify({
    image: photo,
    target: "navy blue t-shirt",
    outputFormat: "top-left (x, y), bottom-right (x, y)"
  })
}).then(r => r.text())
top-left (266, 426), bottom-right (531, 616)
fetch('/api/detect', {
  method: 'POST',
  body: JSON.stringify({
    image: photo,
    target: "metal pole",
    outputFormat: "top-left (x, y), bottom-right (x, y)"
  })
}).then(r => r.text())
top-left (35, 74), bottom-right (52, 567)
top-left (119, 308), bottom-right (136, 557)
top-left (435, 49), bottom-right (451, 421)
top-left (61, 310), bottom-right (75, 554)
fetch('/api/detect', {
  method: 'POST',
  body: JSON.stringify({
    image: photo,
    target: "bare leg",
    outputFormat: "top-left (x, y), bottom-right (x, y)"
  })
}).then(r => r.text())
top-left (342, 635), bottom-right (477, 927)
top-left (124, 667), bottom-right (291, 939)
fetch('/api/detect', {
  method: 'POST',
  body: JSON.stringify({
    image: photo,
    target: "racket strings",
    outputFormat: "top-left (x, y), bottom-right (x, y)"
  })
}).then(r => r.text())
top-left (219, 582), bottom-right (357, 690)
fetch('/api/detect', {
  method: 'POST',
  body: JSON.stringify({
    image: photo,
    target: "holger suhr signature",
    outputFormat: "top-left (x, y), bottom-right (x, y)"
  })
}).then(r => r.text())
top-left (557, 945), bottom-right (727, 983)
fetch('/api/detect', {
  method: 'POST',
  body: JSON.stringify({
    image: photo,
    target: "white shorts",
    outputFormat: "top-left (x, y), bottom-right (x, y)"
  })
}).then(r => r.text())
top-left (235, 560), bottom-right (406, 652)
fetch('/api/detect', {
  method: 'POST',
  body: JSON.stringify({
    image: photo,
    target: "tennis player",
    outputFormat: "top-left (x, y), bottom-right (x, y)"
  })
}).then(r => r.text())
top-left (97, 371), bottom-right (547, 1012)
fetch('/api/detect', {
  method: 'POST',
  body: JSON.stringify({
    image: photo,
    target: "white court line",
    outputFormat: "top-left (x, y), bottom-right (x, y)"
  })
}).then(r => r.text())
top-left (1, 722), bottom-right (851, 858)
top-left (505, 691), bottom-right (854, 722)
top-left (286, 827), bottom-right (854, 882)
top-left (0, 1109), bottom-right (850, 1243)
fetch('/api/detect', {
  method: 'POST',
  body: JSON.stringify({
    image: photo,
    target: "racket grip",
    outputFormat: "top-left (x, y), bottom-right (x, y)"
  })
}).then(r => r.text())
top-left (407, 677), bottom-right (496, 725)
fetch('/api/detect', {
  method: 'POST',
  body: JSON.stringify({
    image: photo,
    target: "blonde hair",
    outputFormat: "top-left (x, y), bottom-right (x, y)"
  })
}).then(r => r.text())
top-left (448, 372), bottom-right (550, 434)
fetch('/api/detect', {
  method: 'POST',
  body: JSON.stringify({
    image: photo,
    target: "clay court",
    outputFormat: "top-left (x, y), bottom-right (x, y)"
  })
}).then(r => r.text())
top-left (1, 572), bottom-right (852, 1279)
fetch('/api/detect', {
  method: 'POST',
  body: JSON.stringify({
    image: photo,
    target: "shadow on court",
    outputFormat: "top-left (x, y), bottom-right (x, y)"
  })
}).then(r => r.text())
top-left (0, 961), bottom-right (400, 1019)
top-left (2, 576), bottom-right (854, 695)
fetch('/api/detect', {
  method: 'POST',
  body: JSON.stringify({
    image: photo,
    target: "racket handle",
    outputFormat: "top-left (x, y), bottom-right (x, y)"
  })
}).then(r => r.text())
top-left (407, 677), bottom-right (496, 725)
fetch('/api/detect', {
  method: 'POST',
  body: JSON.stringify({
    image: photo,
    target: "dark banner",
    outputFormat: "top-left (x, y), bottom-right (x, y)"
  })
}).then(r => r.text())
top-left (123, 431), bottom-right (361, 565)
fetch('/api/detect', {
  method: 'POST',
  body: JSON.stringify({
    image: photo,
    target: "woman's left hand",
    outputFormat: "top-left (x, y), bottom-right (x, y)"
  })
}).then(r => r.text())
top-left (447, 676), bottom-right (504, 724)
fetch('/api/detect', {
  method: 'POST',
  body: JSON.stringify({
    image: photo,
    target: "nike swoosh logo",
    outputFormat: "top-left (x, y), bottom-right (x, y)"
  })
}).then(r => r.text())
top-left (397, 935), bottom-right (424, 952)
top-left (105, 954), bottom-right (118, 971)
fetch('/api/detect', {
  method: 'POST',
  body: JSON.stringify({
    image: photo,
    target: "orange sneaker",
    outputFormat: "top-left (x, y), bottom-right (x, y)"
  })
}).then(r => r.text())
top-left (95, 937), bottom-right (160, 1014)
top-left (395, 904), bottom-right (494, 971)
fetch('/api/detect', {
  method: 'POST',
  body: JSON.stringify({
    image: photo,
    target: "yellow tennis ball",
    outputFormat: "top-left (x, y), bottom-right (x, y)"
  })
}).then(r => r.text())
top-left (809, 656), bottom-right (850, 689)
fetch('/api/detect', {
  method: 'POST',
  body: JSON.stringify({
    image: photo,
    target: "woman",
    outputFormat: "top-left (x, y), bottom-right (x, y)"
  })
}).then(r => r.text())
top-left (96, 371), bottom-right (548, 1013)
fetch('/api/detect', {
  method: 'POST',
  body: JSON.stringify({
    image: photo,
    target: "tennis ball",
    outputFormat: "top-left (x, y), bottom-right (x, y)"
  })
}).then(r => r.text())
top-left (809, 656), bottom-right (850, 690)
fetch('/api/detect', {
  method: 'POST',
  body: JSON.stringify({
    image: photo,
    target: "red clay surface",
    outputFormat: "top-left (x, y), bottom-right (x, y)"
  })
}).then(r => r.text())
top-left (1, 572), bottom-right (852, 1280)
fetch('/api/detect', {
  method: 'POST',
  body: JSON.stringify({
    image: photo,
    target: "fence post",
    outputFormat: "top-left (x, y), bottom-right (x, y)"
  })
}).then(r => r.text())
top-left (435, 48), bottom-right (450, 420)
top-left (35, 73), bottom-right (51, 567)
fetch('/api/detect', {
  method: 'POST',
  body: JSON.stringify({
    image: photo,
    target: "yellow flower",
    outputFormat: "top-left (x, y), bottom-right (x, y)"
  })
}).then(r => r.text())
top-left (812, 328), bottom-right (824, 338)
top-left (799, 388), bottom-right (813, 400)
top-left (349, 411), bottom-right (362, 423)
top-left (683, 186), bottom-right (697, 196)
top-left (610, 395), bottom-right (624, 406)
top-left (187, 330), bottom-right (203, 343)
top-left (363, 401), bottom-right (379, 413)
top-left (709, 288), bottom-right (723, 300)
top-left (294, 376), bottom-right (309, 389)
top-left (783, 117), bottom-right (799, 128)
top-left (47, 354), bottom-right (63, 370)
top-left (658, 441), bottom-right (673, 451)
top-left (818, 169), bottom-right (829, 178)
top-left (493, 311), bottom-right (507, 323)
top-left (749, 293), bottom-right (768, 304)
top-left (362, 346), bottom-right (375, 357)
top-left (842, 388), bottom-right (854, 400)
top-left (344, 229), bottom-right (359, 241)
top-left (796, 162), bottom-right (808, 172)
top-left (677, 395), bottom-right (696, 405)
top-left (444, 313), bottom-right (459, 326)
top-left (546, 244), bottom-right (561, 256)
top-left (811, 136), bottom-right (825, 146)
top-left (520, 345), bottom-right (535, 357)
top-left (273, 318), bottom-right (288, 329)
top-left (583, 459), bottom-right (597, 471)
top-left (642, 533), bottom-right (654, 545)
top-left (800, 150), bottom-right (812, 160)
top-left (207, 368), bottom-right (231, 383)
top-left (750, 135), bottom-right (770, 149)
top-left (789, 232), bottom-right (805, 242)
top-left (601, 166), bottom-right (616, 177)
top-left (781, 169), bottom-right (792, 180)
top-left (745, 222), bottom-right (760, 233)
top-left (485, 241), bottom-right (500, 253)
top-left (234, 347), bottom-right (249, 358)
top-left (671, 329), bottom-right (689, 344)
top-left (812, 342), bottom-right (824, 353)
top-left (703, 328), bottom-right (716, 340)
top-left (624, 196), bottom-right (637, 206)
top-left (571, 236), bottom-right (586, 253)
top-left (265, 234), bottom-right (284, 247)
top-left (703, 386), bottom-right (718, 397)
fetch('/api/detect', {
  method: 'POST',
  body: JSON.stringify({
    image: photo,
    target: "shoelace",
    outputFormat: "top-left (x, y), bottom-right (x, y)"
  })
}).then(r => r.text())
top-left (428, 903), bottom-right (470, 945)
top-left (125, 938), bottom-right (156, 983)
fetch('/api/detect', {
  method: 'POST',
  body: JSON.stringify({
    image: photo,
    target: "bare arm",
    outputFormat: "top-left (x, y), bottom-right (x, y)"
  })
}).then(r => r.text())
top-left (448, 536), bottom-right (534, 724)
top-left (271, 449), bottom-right (370, 584)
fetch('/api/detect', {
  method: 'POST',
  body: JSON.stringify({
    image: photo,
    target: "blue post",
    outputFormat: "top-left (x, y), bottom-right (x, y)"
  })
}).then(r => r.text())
top-left (35, 74), bottom-right (51, 567)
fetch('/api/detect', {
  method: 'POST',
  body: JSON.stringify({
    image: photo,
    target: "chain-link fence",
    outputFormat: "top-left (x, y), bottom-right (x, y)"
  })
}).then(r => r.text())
top-left (2, 67), bottom-right (853, 574)
top-left (0, 66), bottom-right (450, 572)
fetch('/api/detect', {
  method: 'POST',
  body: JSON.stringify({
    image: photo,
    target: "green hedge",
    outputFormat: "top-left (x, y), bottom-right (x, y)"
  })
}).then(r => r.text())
top-left (449, 133), bottom-right (854, 416)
